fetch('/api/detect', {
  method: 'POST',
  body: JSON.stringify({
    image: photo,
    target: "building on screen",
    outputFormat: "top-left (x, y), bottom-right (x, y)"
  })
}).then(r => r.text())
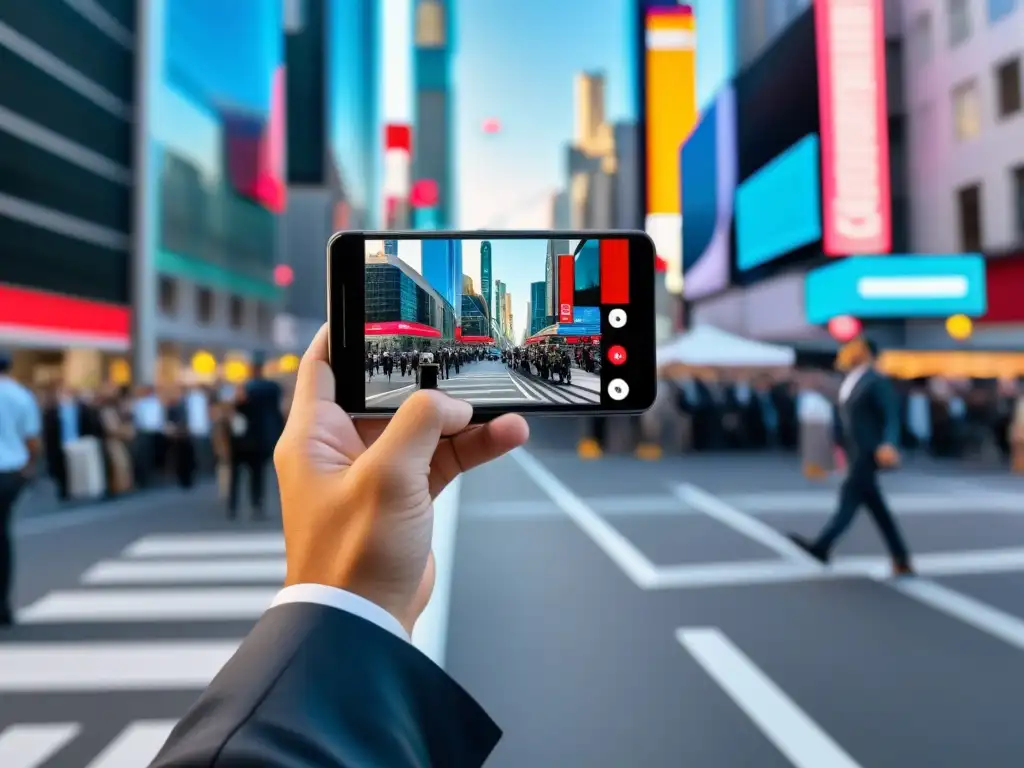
top-left (420, 237), bottom-right (462, 316)
top-left (365, 248), bottom-right (456, 339)
top-left (530, 281), bottom-right (548, 335)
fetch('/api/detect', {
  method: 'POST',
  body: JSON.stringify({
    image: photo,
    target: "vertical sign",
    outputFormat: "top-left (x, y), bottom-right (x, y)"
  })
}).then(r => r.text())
top-left (558, 254), bottom-right (575, 323)
top-left (815, 0), bottom-right (891, 256)
top-left (645, 3), bottom-right (696, 295)
top-left (600, 238), bottom-right (630, 305)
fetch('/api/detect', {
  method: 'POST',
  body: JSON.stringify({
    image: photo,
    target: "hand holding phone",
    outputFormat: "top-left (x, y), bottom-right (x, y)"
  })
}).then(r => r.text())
top-left (327, 230), bottom-right (657, 420)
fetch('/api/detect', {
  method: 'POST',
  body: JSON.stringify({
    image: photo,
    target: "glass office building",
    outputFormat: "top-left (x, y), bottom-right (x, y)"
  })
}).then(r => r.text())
top-left (461, 293), bottom-right (489, 337)
top-left (480, 241), bottom-right (493, 319)
top-left (420, 237), bottom-right (462, 316)
top-left (530, 281), bottom-right (548, 335)
top-left (366, 262), bottom-right (457, 338)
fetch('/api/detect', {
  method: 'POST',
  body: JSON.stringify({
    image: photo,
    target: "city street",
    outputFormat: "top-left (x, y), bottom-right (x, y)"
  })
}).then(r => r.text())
top-left (367, 360), bottom-right (601, 406)
top-left (4, 430), bottom-right (1024, 766)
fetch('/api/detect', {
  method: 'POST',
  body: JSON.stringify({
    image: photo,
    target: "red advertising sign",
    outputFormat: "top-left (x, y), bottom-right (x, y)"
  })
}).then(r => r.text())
top-left (600, 238), bottom-right (630, 304)
top-left (384, 124), bottom-right (412, 152)
top-left (364, 321), bottom-right (441, 338)
top-left (815, 0), bottom-right (891, 256)
top-left (558, 254), bottom-right (575, 323)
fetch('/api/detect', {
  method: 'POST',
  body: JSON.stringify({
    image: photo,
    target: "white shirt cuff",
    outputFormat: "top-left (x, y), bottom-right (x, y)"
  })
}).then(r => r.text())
top-left (270, 583), bottom-right (410, 642)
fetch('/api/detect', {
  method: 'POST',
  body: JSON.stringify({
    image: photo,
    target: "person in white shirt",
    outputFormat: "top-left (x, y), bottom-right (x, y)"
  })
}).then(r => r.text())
top-left (149, 325), bottom-right (530, 766)
top-left (132, 385), bottom-right (166, 488)
top-left (0, 353), bottom-right (42, 626)
top-left (788, 336), bottom-right (914, 576)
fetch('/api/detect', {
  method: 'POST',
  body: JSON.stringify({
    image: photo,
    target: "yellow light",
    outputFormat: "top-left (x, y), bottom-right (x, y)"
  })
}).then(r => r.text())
top-left (945, 314), bottom-right (973, 340)
top-left (279, 354), bottom-right (300, 373)
top-left (109, 359), bottom-right (131, 386)
top-left (191, 351), bottom-right (217, 375)
top-left (224, 360), bottom-right (250, 383)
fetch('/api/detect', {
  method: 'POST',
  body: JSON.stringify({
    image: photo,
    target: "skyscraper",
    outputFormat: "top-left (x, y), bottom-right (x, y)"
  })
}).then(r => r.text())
top-left (420, 238), bottom-right (462, 317)
top-left (545, 239), bottom-right (569, 323)
top-left (480, 241), bottom-right (492, 319)
top-left (530, 281), bottom-right (547, 335)
top-left (462, 274), bottom-right (475, 295)
top-left (384, 239), bottom-right (398, 258)
top-left (495, 280), bottom-right (507, 334)
top-left (503, 293), bottom-right (513, 336)
top-left (412, 0), bottom-right (454, 226)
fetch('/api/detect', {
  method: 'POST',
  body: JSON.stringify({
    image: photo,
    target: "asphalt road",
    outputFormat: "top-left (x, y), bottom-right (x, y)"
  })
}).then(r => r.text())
top-left (366, 359), bottom-right (601, 407)
top-left (4, 429), bottom-right (1024, 766)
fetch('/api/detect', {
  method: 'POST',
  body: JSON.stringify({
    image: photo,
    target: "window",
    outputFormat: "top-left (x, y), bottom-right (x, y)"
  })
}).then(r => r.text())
top-left (196, 287), bottom-right (214, 324)
top-left (229, 295), bottom-right (244, 328)
top-left (909, 11), bottom-right (933, 65)
top-left (956, 184), bottom-right (983, 251)
top-left (996, 57), bottom-right (1022, 119)
top-left (947, 0), bottom-right (972, 46)
top-left (158, 276), bottom-right (177, 316)
top-left (415, 0), bottom-right (445, 47)
top-left (1014, 165), bottom-right (1024, 242)
top-left (952, 79), bottom-right (982, 140)
top-left (987, 0), bottom-right (1018, 24)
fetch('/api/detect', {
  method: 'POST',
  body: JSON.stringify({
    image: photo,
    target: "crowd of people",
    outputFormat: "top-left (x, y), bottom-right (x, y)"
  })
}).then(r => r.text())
top-left (365, 345), bottom-right (491, 383)
top-left (504, 342), bottom-right (600, 383)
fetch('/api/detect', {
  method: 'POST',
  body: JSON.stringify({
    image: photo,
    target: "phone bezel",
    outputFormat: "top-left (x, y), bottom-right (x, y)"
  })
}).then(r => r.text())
top-left (328, 229), bottom-right (658, 421)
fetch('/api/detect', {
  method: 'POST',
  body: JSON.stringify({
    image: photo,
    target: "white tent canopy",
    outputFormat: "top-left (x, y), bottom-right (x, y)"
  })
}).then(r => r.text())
top-left (657, 325), bottom-right (796, 368)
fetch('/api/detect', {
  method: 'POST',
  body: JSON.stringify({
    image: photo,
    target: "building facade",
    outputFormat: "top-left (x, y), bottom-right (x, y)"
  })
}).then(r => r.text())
top-left (365, 249), bottom-right (456, 340)
top-left (530, 281), bottom-right (548, 335)
top-left (420, 238), bottom-right (462, 315)
top-left (545, 238), bottom-right (570, 325)
top-left (0, 1), bottom-right (136, 384)
top-left (480, 240), bottom-right (493, 319)
top-left (412, 0), bottom-right (455, 227)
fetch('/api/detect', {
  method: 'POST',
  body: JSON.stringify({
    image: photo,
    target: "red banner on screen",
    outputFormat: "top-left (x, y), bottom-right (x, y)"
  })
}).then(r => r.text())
top-left (815, 0), bottom-right (891, 256)
top-left (364, 321), bottom-right (441, 338)
top-left (558, 255), bottom-right (575, 323)
top-left (600, 239), bottom-right (630, 304)
top-left (459, 336), bottom-right (494, 344)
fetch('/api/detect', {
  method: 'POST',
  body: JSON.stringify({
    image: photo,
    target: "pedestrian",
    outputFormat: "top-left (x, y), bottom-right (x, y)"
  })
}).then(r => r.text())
top-left (227, 353), bottom-right (284, 521)
top-left (788, 336), bottom-right (914, 576)
top-left (0, 353), bottom-right (42, 627)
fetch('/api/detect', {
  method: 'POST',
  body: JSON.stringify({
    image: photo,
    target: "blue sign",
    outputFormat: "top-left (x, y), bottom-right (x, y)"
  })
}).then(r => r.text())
top-left (736, 133), bottom-right (822, 271)
top-left (805, 255), bottom-right (987, 324)
top-left (557, 323), bottom-right (600, 336)
top-left (573, 306), bottom-right (600, 325)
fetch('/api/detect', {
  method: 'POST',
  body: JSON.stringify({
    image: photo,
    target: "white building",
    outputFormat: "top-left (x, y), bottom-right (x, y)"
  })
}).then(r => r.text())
top-left (902, 0), bottom-right (1024, 255)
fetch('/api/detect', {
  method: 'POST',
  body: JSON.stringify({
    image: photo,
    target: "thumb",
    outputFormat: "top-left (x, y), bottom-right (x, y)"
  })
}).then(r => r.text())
top-left (290, 324), bottom-right (335, 413)
top-left (369, 390), bottom-right (472, 468)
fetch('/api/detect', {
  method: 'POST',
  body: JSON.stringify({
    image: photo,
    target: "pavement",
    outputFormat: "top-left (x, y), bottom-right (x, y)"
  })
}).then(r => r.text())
top-left (366, 359), bottom-right (601, 407)
top-left (3, 428), bottom-right (1024, 766)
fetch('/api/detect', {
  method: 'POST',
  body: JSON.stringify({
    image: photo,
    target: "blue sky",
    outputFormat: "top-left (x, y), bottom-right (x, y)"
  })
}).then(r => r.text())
top-left (152, 0), bottom-right (281, 179)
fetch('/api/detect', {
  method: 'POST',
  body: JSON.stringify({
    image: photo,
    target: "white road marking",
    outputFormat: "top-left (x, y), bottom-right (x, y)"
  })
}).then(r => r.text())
top-left (676, 484), bottom-right (822, 565)
top-left (678, 628), bottom-right (863, 768)
top-left (892, 578), bottom-right (1024, 652)
top-left (510, 449), bottom-right (659, 587)
top-left (123, 532), bottom-right (284, 558)
top-left (0, 723), bottom-right (80, 768)
top-left (0, 641), bottom-right (238, 691)
top-left (80, 558), bottom-right (286, 585)
top-left (506, 371), bottom-right (537, 401)
top-left (411, 476), bottom-right (461, 667)
top-left (715, 491), bottom-right (1022, 514)
top-left (442, 388), bottom-right (520, 395)
top-left (19, 587), bottom-right (277, 623)
top-left (366, 384), bottom-right (414, 401)
top-left (451, 396), bottom-right (533, 403)
top-left (649, 547), bottom-right (1024, 589)
top-left (86, 720), bottom-right (177, 768)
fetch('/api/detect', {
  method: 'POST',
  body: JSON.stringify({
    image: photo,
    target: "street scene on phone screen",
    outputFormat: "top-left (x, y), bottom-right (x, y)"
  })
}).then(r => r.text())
top-left (363, 237), bottom-right (608, 407)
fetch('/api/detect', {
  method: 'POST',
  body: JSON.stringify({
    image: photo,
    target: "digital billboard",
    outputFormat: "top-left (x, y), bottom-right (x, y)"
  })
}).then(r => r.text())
top-left (681, 84), bottom-right (735, 300)
top-left (805, 255), bottom-right (987, 323)
top-left (146, 0), bottom-right (283, 288)
top-left (735, 133), bottom-right (822, 271)
top-left (731, 8), bottom-right (822, 284)
top-left (814, 0), bottom-right (891, 255)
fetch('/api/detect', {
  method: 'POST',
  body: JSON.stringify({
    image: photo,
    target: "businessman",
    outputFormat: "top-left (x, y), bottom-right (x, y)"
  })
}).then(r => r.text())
top-left (789, 336), bottom-right (914, 576)
top-left (151, 325), bottom-right (530, 767)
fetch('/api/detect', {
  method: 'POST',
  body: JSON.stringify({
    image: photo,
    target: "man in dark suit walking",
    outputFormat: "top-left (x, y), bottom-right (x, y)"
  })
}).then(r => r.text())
top-left (151, 326), bottom-right (529, 766)
top-left (789, 336), bottom-right (914, 576)
top-left (228, 353), bottom-right (284, 520)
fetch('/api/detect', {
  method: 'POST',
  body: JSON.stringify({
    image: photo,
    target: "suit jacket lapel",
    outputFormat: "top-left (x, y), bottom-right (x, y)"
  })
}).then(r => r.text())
top-left (848, 369), bottom-right (875, 407)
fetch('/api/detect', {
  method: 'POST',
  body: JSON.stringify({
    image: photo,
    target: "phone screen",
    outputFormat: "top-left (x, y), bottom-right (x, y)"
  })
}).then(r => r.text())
top-left (330, 232), bottom-right (656, 415)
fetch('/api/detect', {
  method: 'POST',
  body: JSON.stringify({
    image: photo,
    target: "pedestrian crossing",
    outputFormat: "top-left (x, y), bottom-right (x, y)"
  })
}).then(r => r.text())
top-left (0, 530), bottom-right (285, 766)
top-left (437, 370), bottom-right (601, 406)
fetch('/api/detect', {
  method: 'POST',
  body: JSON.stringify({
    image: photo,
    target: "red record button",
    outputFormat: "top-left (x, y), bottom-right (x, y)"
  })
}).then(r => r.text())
top-left (607, 345), bottom-right (627, 365)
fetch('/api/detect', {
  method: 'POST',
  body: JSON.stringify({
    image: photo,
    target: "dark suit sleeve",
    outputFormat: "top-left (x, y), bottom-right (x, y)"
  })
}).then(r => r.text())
top-left (831, 403), bottom-right (844, 447)
top-left (149, 603), bottom-right (501, 768)
top-left (873, 375), bottom-right (901, 446)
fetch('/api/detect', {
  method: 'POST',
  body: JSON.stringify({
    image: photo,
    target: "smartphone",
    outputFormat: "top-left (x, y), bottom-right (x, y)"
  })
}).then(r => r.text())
top-left (327, 230), bottom-right (657, 420)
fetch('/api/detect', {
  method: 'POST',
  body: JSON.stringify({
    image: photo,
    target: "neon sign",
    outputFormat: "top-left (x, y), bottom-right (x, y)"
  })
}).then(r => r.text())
top-left (814, 0), bottom-right (891, 255)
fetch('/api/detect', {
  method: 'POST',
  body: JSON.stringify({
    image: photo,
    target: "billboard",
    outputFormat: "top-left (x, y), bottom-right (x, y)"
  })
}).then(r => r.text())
top-left (735, 133), bottom-right (822, 271)
top-left (681, 84), bottom-right (736, 300)
top-left (644, 3), bottom-right (696, 295)
top-left (815, 0), bottom-right (891, 255)
top-left (573, 306), bottom-right (601, 325)
top-left (558, 254), bottom-right (575, 323)
top-left (805, 255), bottom-right (987, 323)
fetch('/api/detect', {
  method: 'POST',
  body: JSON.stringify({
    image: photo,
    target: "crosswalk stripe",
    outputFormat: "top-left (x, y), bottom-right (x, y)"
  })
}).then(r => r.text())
top-left (20, 587), bottom-right (277, 624)
top-left (86, 720), bottom-right (177, 768)
top-left (0, 641), bottom-right (239, 691)
top-left (124, 532), bottom-right (284, 558)
top-left (0, 723), bottom-right (80, 768)
top-left (81, 558), bottom-right (286, 585)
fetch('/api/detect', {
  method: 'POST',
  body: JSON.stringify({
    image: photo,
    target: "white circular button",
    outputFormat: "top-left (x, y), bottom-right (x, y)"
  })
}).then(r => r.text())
top-left (607, 378), bottom-right (629, 401)
top-left (608, 308), bottom-right (628, 328)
